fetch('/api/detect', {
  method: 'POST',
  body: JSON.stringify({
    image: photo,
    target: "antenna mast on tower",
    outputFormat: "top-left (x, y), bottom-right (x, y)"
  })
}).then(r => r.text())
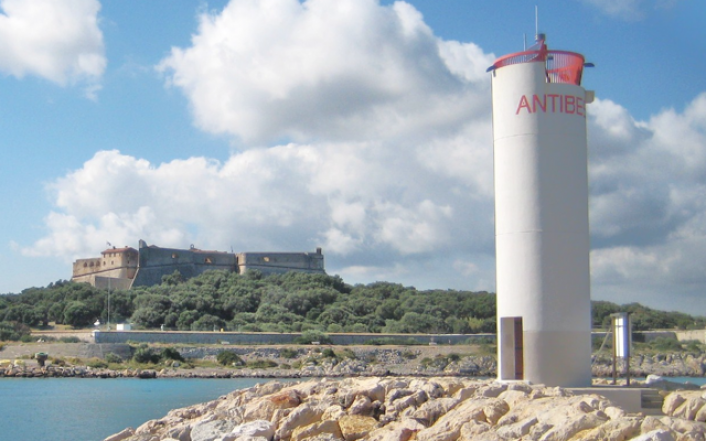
top-left (535, 5), bottom-right (539, 37)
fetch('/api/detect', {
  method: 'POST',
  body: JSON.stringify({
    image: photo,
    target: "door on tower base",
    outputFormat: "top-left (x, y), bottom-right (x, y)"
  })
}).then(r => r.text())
top-left (499, 316), bottom-right (524, 380)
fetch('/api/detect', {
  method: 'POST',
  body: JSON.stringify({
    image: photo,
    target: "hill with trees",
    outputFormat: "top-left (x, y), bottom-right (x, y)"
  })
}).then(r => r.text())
top-left (0, 270), bottom-right (704, 341)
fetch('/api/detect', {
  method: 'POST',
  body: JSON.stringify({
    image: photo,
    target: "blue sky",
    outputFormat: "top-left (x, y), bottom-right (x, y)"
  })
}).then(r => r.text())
top-left (1, 0), bottom-right (705, 314)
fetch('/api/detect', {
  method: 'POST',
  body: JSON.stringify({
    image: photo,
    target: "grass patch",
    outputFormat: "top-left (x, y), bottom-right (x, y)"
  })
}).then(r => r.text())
top-left (246, 358), bottom-right (278, 369)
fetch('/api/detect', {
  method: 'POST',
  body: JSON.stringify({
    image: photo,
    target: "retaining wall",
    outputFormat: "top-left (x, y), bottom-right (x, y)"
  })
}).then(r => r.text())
top-left (92, 330), bottom-right (690, 346)
top-left (93, 331), bottom-right (494, 345)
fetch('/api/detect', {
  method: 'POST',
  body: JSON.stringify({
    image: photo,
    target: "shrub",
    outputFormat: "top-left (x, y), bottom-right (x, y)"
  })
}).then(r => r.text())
top-left (59, 336), bottom-right (81, 343)
top-left (104, 353), bottom-right (123, 364)
top-left (50, 357), bottom-right (66, 366)
top-left (326, 323), bottom-right (343, 333)
top-left (649, 337), bottom-right (683, 352)
top-left (86, 358), bottom-right (108, 369)
top-left (132, 345), bottom-right (160, 364)
top-left (216, 350), bottom-right (244, 367)
top-left (447, 353), bottom-right (461, 362)
top-left (321, 348), bottom-right (336, 359)
top-left (683, 340), bottom-right (704, 353)
top-left (339, 348), bottom-right (356, 360)
top-left (280, 348), bottom-right (299, 359)
top-left (401, 350), bottom-right (417, 359)
top-left (366, 337), bottom-right (421, 346)
top-left (294, 330), bottom-right (332, 345)
top-left (160, 347), bottom-right (185, 362)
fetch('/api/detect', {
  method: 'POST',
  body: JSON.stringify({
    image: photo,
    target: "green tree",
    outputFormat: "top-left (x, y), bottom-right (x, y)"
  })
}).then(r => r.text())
top-left (63, 301), bottom-right (95, 328)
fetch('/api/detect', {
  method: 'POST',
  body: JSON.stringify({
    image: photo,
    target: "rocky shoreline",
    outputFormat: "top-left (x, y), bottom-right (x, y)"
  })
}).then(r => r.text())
top-left (102, 376), bottom-right (706, 441)
top-left (3, 344), bottom-right (706, 380)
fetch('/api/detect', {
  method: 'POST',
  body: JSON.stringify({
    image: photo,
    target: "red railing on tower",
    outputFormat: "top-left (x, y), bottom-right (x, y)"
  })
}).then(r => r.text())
top-left (488, 37), bottom-right (586, 86)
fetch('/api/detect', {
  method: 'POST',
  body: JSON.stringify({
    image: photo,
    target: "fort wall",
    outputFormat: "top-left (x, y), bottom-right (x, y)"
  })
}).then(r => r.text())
top-left (131, 242), bottom-right (236, 287)
top-left (237, 248), bottom-right (325, 276)
top-left (72, 240), bottom-right (326, 288)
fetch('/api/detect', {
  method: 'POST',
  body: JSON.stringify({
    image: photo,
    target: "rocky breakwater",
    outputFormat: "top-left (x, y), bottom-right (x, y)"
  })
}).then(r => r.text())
top-left (1, 363), bottom-right (158, 379)
top-left (592, 353), bottom-right (706, 378)
top-left (104, 377), bottom-right (706, 441)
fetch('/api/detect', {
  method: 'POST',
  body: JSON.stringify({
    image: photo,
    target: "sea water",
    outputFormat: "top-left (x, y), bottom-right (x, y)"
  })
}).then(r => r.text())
top-left (0, 378), bottom-right (281, 441)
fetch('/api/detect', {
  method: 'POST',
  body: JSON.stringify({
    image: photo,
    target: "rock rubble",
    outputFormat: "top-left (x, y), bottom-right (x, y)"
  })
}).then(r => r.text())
top-left (104, 377), bottom-right (706, 441)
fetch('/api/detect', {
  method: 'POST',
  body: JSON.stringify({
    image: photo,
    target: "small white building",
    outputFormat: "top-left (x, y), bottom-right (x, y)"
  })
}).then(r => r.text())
top-left (116, 323), bottom-right (132, 331)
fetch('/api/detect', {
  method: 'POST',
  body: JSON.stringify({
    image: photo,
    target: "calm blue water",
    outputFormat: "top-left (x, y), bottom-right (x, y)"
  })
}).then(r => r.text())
top-left (0, 378), bottom-right (282, 441)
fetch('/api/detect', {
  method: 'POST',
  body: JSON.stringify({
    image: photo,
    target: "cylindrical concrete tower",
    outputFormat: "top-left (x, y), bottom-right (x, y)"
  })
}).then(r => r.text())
top-left (489, 35), bottom-right (593, 387)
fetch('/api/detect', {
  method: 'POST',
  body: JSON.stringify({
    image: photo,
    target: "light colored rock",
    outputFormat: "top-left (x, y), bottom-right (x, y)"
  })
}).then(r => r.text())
top-left (569, 417), bottom-right (641, 441)
top-left (676, 432), bottom-right (706, 441)
top-left (276, 404), bottom-right (326, 440)
top-left (694, 405), bottom-right (706, 423)
top-left (646, 375), bottom-right (665, 385)
top-left (170, 399), bottom-right (221, 421)
top-left (483, 399), bottom-right (509, 425)
top-left (663, 393), bottom-right (689, 415)
top-left (535, 414), bottom-right (603, 441)
top-left (603, 405), bottom-right (627, 420)
top-left (291, 420), bottom-right (343, 441)
top-left (366, 419), bottom-right (425, 441)
top-left (345, 378), bottom-right (386, 404)
top-left (674, 397), bottom-right (706, 420)
top-left (386, 389), bottom-right (414, 403)
top-left (102, 427), bottom-right (134, 441)
top-left (338, 415), bottom-right (379, 441)
top-left (412, 389), bottom-right (429, 406)
top-left (322, 405), bottom-right (346, 421)
top-left (416, 398), bottom-right (506, 441)
top-left (224, 437), bottom-right (268, 441)
top-left (222, 420), bottom-right (274, 441)
top-left (412, 397), bottom-right (460, 425)
top-left (660, 416), bottom-right (706, 435)
top-left (388, 394), bottom-right (417, 414)
top-left (497, 389), bottom-right (529, 408)
top-left (244, 390), bottom-right (301, 421)
top-left (477, 384), bottom-right (507, 398)
top-left (631, 430), bottom-right (676, 441)
top-left (494, 416), bottom-right (537, 439)
top-left (165, 426), bottom-right (192, 441)
top-left (458, 419), bottom-right (492, 439)
top-left (642, 416), bottom-right (672, 434)
top-left (454, 387), bottom-right (478, 402)
top-left (191, 419), bottom-right (238, 441)
top-left (349, 395), bottom-right (373, 416)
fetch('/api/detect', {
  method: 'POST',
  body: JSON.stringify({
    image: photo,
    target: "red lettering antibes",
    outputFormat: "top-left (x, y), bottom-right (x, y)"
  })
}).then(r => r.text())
top-left (516, 94), bottom-right (585, 117)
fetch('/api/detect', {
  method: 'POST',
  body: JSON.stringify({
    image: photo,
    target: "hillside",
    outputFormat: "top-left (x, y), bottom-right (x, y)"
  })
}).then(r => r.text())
top-left (1, 270), bottom-right (704, 341)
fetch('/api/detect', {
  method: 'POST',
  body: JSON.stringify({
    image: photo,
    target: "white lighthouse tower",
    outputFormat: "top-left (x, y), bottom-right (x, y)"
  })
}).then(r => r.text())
top-left (489, 34), bottom-right (593, 387)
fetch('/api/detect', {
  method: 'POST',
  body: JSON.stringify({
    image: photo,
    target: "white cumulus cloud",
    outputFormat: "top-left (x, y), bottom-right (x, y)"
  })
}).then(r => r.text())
top-left (589, 93), bottom-right (706, 311)
top-left (0, 0), bottom-right (105, 90)
top-left (158, 0), bottom-right (493, 144)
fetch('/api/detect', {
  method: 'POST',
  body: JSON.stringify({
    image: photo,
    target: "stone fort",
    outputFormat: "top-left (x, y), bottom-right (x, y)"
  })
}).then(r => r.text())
top-left (72, 239), bottom-right (325, 290)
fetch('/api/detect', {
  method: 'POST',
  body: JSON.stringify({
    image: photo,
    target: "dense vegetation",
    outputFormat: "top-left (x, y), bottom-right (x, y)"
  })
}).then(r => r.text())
top-left (0, 270), bottom-right (704, 340)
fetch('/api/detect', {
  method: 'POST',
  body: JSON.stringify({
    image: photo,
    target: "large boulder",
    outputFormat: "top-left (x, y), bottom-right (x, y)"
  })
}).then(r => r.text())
top-left (290, 420), bottom-right (343, 441)
top-left (190, 419), bottom-right (238, 441)
top-left (338, 415), bottom-right (379, 441)
top-left (222, 420), bottom-right (274, 441)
